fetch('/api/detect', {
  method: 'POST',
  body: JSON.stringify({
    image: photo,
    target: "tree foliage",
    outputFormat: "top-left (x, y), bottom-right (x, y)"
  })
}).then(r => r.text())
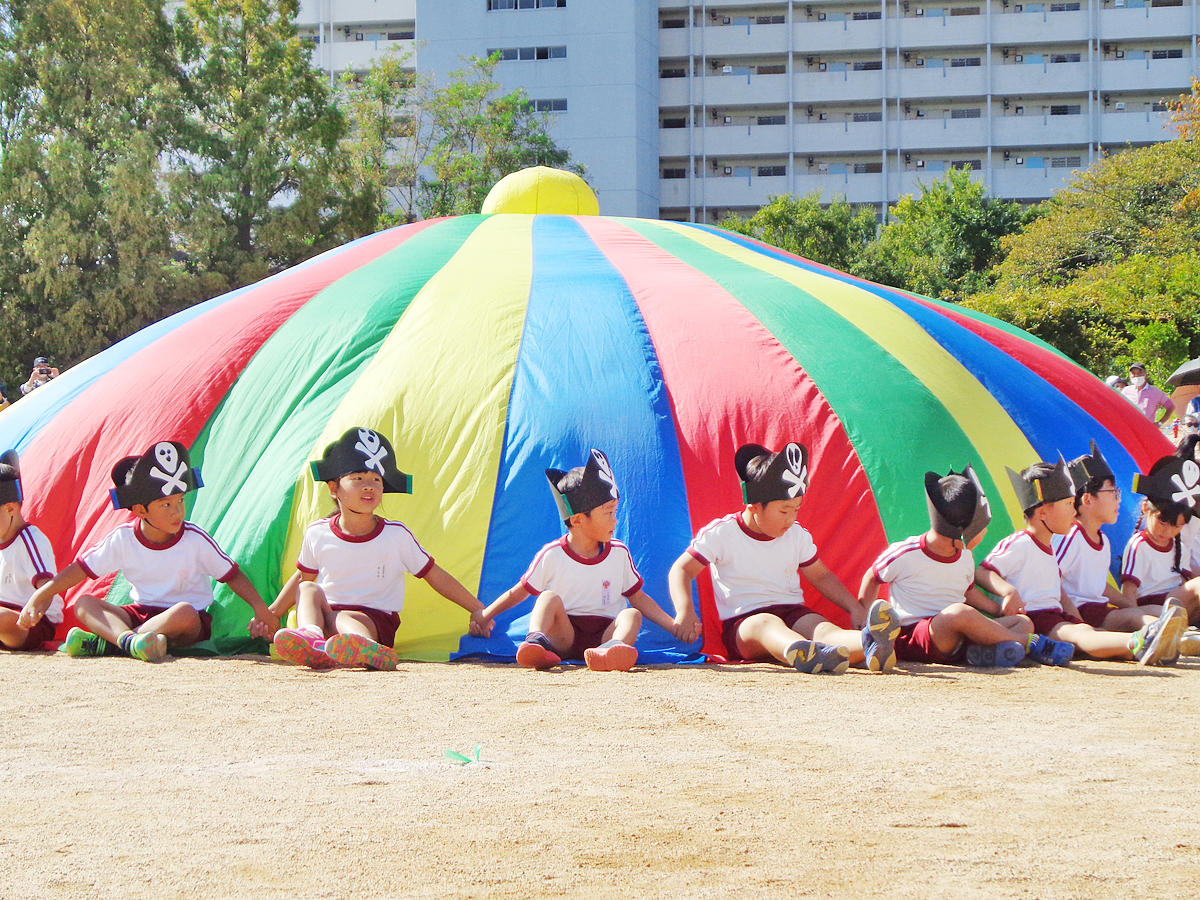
top-left (719, 192), bottom-right (876, 273)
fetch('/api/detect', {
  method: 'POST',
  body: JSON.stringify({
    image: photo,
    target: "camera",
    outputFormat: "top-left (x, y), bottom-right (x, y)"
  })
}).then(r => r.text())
top-left (38, 367), bottom-right (50, 376)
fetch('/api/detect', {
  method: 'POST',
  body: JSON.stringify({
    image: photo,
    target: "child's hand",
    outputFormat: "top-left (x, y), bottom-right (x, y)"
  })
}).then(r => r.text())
top-left (999, 589), bottom-right (1025, 616)
top-left (847, 600), bottom-right (868, 630)
top-left (249, 610), bottom-right (281, 639)
top-left (468, 610), bottom-right (493, 638)
top-left (673, 610), bottom-right (702, 643)
top-left (17, 595), bottom-right (48, 629)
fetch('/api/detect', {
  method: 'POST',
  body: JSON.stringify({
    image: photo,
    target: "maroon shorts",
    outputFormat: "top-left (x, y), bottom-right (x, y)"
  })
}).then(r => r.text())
top-left (565, 614), bottom-right (614, 660)
top-left (894, 617), bottom-right (964, 664)
top-left (121, 604), bottom-right (214, 643)
top-left (1138, 592), bottom-right (1171, 607)
top-left (1075, 601), bottom-right (1112, 629)
top-left (0, 600), bottom-right (57, 650)
top-left (330, 605), bottom-right (401, 648)
top-left (1027, 607), bottom-right (1081, 635)
top-left (721, 603), bottom-right (823, 662)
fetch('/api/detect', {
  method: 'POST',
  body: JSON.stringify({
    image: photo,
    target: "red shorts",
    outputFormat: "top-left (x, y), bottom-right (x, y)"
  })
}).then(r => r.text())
top-left (1138, 593), bottom-right (1170, 607)
top-left (1027, 607), bottom-right (1081, 635)
top-left (566, 614), bottom-right (614, 660)
top-left (330, 605), bottom-right (400, 648)
top-left (0, 601), bottom-right (57, 650)
top-left (721, 603), bottom-right (823, 662)
top-left (894, 617), bottom-right (964, 664)
top-left (1075, 601), bottom-right (1111, 629)
top-left (121, 604), bottom-right (213, 643)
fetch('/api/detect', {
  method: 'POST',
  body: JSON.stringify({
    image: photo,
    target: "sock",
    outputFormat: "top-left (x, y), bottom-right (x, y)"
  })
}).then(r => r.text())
top-left (598, 639), bottom-right (624, 649)
top-left (299, 624), bottom-right (323, 639)
top-left (1022, 634), bottom-right (1035, 650)
top-left (117, 630), bottom-right (135, 655)
top-left (525, 631), bottom-right (553, 650)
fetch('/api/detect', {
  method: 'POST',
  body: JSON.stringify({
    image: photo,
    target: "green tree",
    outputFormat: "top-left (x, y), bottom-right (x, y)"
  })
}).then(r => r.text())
top-left (718, 192), bottom-right (876, 272)
top-left (851, 167), bottom-right (1029, 299)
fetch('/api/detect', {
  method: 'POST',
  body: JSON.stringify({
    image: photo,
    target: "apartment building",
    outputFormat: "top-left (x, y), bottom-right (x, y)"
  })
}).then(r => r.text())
top-left (293, 0), bottom-right (1199, 220)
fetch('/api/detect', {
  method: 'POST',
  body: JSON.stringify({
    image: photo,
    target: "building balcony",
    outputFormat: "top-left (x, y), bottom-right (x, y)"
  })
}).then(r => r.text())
top-left (694, 122), bottom-right (794, 156)
top-left (698, 71), bottom-right (791, 105)
top-left (989, 165), bottom-right (1078, 199)
top-left (309, 38), bottom-right (415, 73)
top-left (793, 69), bottom-right (886, 102)
top-left (699, 22), bottom-right (791, 56)
top-left (1098, 110), bottom-right (1176, 145)
top-left (992, 114), bottom-right (1091, 146)
top-left (1098, 6), bottom-right (1194, 41)
top-left (1096, 57), bottom-right (1200, 93)
top-left (990, 9), bottom-right (1089, 45)
top-left (893, 64), bottom-right (987, 100)
top-left (894, 115), bottom-right (988, 150)
top-left (793, 119), bottom-right (888, 153)
top-left (792, 19), bottom-right (886, 54)
top-left (297, 0), bottom-right (417, 25)
top-left (991, 61), bottom-right (1091, 96)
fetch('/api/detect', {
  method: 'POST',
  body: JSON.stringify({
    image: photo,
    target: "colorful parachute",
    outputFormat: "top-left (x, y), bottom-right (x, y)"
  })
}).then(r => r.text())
top-left (0, 211), bottom-right (1170, 660)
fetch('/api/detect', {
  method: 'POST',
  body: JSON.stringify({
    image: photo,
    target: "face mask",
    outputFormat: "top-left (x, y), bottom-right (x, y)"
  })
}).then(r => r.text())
top-left (1132, 375), bottom-right (1147, 388)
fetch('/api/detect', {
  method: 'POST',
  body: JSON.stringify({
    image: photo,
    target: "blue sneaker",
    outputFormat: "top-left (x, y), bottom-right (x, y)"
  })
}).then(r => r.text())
top-left (1028, 633), bottom-right (1074, 667)
top-left (966, 640), bottom-right (1025, 668)
top-left (785, 640), bottom-right (849, 674)
top-left (861, 599), bottom-right (900, 673)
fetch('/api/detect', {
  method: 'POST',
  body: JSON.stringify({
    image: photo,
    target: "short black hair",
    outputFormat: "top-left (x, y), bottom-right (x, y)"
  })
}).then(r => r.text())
top-left (938, 474), bottom-right (978, 529)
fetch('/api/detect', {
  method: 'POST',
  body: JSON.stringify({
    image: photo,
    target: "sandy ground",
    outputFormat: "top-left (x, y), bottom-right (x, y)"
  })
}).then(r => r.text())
top-left (2, 650), bottom-right (1199, 900)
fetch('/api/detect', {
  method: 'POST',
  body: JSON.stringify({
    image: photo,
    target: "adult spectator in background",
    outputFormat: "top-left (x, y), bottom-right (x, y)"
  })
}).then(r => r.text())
top-left (1121, 362), bottom-right (1174, 424)
top-left (0, 383), bottom-right (9, 412)
top-left (19, 357), bottom-right (58, 396)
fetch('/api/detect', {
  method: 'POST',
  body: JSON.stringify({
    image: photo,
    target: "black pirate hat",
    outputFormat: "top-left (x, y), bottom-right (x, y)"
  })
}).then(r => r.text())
top-left (1133, 455), bottom-right (1200, 510)
top-left (110, 441), bottom-right (203, 511)
top-left (546, 449), bottom-right (619, 520)
top-left (311, 427), bottom-right (412, 494)
top-left (1005, 454), bottom-right (1074, 514)
top-left (735, 442), bottom-right (809, 505)
top-left (1067, 440), bottom-right (1115, 489)
top-left (0, 449), bottom-right (22, 505)
top-left (924, 465), bottom-right (991, 544)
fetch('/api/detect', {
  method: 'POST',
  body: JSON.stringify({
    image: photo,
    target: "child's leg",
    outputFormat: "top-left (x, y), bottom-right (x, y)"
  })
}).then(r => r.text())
top-left (1049, 622), bottom-right (1132, 660)
top-left (72, 594), bottom-right (135, 645)
top-left (1168, 580), bottom-right (1200, 625)
top-left (602, 608), bottom-right (642, 646)
top-left (1102, 606), bottom-right (1158, 633)
top-left (800, 615), bottom-right (866, 665)
top-left (332, 610), bottom-right (379, 642)
top-left (930, 604), bottom-right (1032, 652)
top-left (137, 602), bottom-right (203, 648)
top-left (526, 591), bottom-right (575, 655)
top-left (295, 582), bottom-right (334, 636)
top-left (0, 607), bottom-right (31, 649)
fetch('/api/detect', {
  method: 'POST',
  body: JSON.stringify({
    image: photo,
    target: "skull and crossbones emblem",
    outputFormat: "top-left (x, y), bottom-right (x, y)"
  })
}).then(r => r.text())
top-left (782, 442), bottom-right (808, 498)
top-left (354, 429), bottom-right (389, 475)
top-left (592, 450), bottom-right (618, 500)
top-left (1171, 459), bottom-right (1200, 508)
top-left (149, 442), bottom-right (188, 496)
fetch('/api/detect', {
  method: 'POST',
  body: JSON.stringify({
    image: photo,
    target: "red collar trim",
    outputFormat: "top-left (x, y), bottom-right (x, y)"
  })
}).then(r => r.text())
top-left (919, 533), bottom-right (961, 562)
top-left (560, 534), bottom-right (611, 564)
top-left (330, 513), bottom-right (384, 543)
top-left (136, 521), bottom-right (186, 550)
top-left (0, 523), bottom-right (27, 551)
top-left (737, 513), bottom-right (776, 542)
top-left (1076, 523), bottom-right (1105, 551)
top-left (1023, 529), bottom-right (1054, 555)
top-left (1139, 529), bottom-right (1175, 553)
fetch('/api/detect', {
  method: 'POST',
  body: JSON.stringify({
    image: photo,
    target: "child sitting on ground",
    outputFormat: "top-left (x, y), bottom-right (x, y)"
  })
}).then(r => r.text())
top-left (20, 441), bottom-right (277, 661)
top-left (0, 451), bottom-right (61, 652)
top-left (668, 441), bottom-right (898, 674)
top-left (263, 427), bottom-right (491, 671)
top-left (977, 456), bottom-right (1184, 667)
top-left (478, 449), bottom-right (694, 672)
top-left (859, 466), bottom-right (1058, 668)
top-left (1120, 455), bottom-right (1200, 654)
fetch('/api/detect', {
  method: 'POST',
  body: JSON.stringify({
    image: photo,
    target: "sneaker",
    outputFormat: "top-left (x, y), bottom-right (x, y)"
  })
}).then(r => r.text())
top-left (1180, 630), bottom-right (1200, 657)
top-left (813, 643), bottom-right (851, 674)
top-left (324, 633), bottom-right (398, 671)
top-left (516, 633), bottom-right (561, 670)
top-left (62, 627), bottom-right (109, 658)
top-left (785, 639), bottom-right (819, 672)
top-left (1027, 634), bottom-right (1074, 667)
top-left (123, 632), bottom-right (167, 662)
top-left (861, 599), bottom-right (900, 673)
top-left (1130, 606), bottom-right (1187, 667)
top-left (273, 627), bottom-right (335, 669)
top-left (786, 640), bottom-right (849, 674)
top-left (966, 640), bottom-right (1025, 668)
top-left (584, 642), bottom-right (638, 672)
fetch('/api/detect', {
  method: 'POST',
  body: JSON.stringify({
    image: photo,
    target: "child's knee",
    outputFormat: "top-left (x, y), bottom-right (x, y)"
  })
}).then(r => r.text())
top-left (534, 591), bottom-right (564, 611)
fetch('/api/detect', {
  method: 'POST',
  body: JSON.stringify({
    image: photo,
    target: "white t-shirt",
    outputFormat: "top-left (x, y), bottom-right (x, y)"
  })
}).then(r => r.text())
top-left (1120, 530), bottom-right (1185, 598)
top-left (296, 515), bottom-right (434, 613)
top-left (688, 513), bottom-right (819, 621)
top-left (871, 534), bottom-right (974, 626)
top-left (1053, 523), bottom-right (1112, 607)
top-left (1179, 517), bottom-right (1200, 574)
top-left (520, 536), bottom-right (644, 618)
top-left (981, 530), bottom-right (1063, 612)
top-left (0, 524), bottom-right (60, 623)
top-left (78, 522), bottom-right (237, 611)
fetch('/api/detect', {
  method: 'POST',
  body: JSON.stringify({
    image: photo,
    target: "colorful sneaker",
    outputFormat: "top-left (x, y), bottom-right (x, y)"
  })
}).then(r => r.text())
top-left (1130, 606), bottom-right (1187, 667)
top-left (273, 627), bottom-right (334, 669)
top-left (965, 640), bottom-right (1025, 668)
top-left (1027, 633), bottom-right (1074, 667)
top-left (121, 631), bottom-right (167, 662)
top-left (862, 599), bottom-right (900, 673)
top-left (62, 627), bottom-right (109, 658)
top-left (324, 633), bottom-right (398, 671)
top-left (516, 633), bottom-right (561, 670)
top-left (584, 642), bottom-right (638, 672)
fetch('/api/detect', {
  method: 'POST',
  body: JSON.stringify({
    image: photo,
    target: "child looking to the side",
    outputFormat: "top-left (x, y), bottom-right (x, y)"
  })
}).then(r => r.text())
top-left (0, 451), bottom-right (60, 652)
top-left (21, 441), bottom-right (276, 661)
top-left (263, 427), bottom-right (491, 671)
top-left (478, 449), bottom-right (695, 672)
top-left (669, 441), bottom-right (898, 674)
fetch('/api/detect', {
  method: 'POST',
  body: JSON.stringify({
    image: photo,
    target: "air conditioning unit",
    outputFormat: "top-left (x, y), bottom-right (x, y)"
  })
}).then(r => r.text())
top-left (355, 33), bottom-right (364, 41)
top-left (1115, 50), bottom-right (1124, 58)
top-left (1015, 156), bottom-right (1025, 164)
top-left (817, 163), bottom-right (830, 172)
top-left (1114, 0), bottom-right (1125, 6)
top-left (818, 112), bottom-right (828, 120)
top-left (818, 62), bottom-right (827, 70)
top-left (723, 166), bottom-right (732, 174)
top-left (915, 7), bottom-right (924, 15)
top-left (915, 159), bottom-right (925, 168)
top-left (723, 116), bottom-right (732, 123)
top-left (916, 109), bottom-right (925, 116)
top-left (1014, 54), bottom-right (1023, 62)
top-left (1115, 101), bottom-right (1126, 109)
top-left (818, 12), bottom-right (827, 19)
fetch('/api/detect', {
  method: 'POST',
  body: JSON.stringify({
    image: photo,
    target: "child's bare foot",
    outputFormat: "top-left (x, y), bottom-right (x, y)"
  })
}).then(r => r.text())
top-left (584, 641), bottom-right (637, 672)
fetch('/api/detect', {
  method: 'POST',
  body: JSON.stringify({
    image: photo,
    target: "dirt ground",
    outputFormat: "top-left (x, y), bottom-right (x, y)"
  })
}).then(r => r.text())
top-left (2, 650), bottom-right (1198, 900)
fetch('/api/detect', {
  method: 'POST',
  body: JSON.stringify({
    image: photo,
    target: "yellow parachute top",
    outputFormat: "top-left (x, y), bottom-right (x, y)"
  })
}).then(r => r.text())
top-left (481, 166), bottom-right (599, 216)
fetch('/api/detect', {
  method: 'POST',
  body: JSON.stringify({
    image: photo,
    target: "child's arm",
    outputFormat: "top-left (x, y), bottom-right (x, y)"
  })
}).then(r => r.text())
top-left (802, 557), bottom-right (867, 628)
top-left (628, 588), bottom-right (700, 644)
top-left (858, 568), bottom-right (882, 606)
top-left (423, 564), bottom-right (492, 638)
top-left (1119, 577), bottom-right (1139, 607)
top-left (668, 552), bottom-right (705, 642)
top-left (1059, 588), bottom-right (1081, 621)
top-left (964, 584), bottom-right (1002, 616)
top-left (974, 565), bottom-right (1025, 615)
top-left (226, 569), bottom-right (280, 637)
top-left (478, 583), bottom-right (533, 633)
top-left (1105, 581), bottom-right (1132, 608)
top-left (18, 563), bottom-right (87, 628)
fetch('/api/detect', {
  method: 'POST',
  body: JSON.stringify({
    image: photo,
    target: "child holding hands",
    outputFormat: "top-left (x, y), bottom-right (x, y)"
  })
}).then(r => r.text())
top-left (0, 451), bottom-right (60, 652)
top-left (478, 449), bottom-right (696, 672)
top-left (264, 428), bottom-right (490, 671)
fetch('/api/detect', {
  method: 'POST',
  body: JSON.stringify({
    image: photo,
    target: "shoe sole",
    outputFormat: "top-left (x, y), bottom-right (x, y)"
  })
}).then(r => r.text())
top-left (131, 634), bottom-right (168, 662)
top-left (966, 640), bottom-right (1025, 668)
top-left (324, 633), bottom-right (398, 671)
top-left (864, 600), bottom-right (900, 673)
top-left (516, 641), bottom-right (561, 669)
top-left (274, 630), bottom-right (335, 669)
top-left (785, 640), bottom-right (819, 672)
top-left (584, 644), bottom-right (638, 672)
top-left (814, 644), bottom-right (851, 675)
top-left (1138, 608), bottom-right (1188, 667)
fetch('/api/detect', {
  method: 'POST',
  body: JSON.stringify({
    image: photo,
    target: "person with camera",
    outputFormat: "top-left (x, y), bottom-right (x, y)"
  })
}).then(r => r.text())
top-left (19, 357), bottom-right (58, 396)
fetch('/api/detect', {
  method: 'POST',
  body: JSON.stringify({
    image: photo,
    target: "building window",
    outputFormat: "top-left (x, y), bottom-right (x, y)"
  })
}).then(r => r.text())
top-left (950, 57), bottom-right (982, 67)
top-left (1049, 53), bottom-right (1082, 63)
top-left (660, 67), bottom-right (686, 78)
top-left (660, 18), bottom-right (686, 28)
top-left (1049, 2), bottom-right (1081, 9)
top-left (852, 10), bottom-right (883, 18)
top-left (489, 45), bottom-right (566, 60)
top-left (488, 0), bottom-right (565, 8)
top-left (1050, 156), bottom-right (1082, 167)
top-left (662, 168), bottom-right (687, 179)
top-left (757, 14), bottom-right (786, 23)
top-left (852, 60), bottom-right (883, 71)
top-left (757, 114), bottom-right (787, 125)
top-left (757, 64), bottom-right (787, 75)
top-left (758, 165), bottom-right (787, 177)
top-left (661, 117), bottom-right (687, 128)
top-left (1049, 104), bottom-right (1081, 115)
top-left (949, 6), bottom-right (981, 14)
top-left (950, 159), bottom-right (981, 170)
top-left (950, 108), bottom-right (982, 118)
top-left (1151, 48), bottom-right (1184, 59)
top-left (853, 162), bottom-right (883, 174)
top-left (530, 98), bottom-right (567, 111)
top-left (853, 111), bottom-right (883, 122)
